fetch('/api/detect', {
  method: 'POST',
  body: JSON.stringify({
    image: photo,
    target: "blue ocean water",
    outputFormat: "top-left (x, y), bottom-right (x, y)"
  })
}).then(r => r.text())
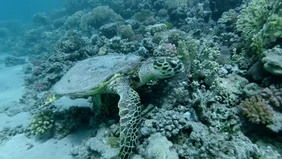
top-left (0, 0), bottom-right (63, 22)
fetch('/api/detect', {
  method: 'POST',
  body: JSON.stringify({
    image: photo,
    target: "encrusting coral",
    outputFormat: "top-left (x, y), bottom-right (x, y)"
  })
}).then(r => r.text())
top-left (262, 46), bottom-right (282, 76)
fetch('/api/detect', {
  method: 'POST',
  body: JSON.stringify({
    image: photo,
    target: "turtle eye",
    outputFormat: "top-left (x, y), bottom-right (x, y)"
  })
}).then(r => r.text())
top-left (168, 60), bottom-right (177, 68)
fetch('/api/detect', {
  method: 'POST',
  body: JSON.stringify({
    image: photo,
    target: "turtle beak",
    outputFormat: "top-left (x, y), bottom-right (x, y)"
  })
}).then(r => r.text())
top-left (170, 58), bottom-right (185, 74)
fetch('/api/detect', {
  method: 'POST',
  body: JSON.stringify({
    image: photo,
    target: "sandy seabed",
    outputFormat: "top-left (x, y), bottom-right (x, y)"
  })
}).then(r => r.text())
top-left (0, 54), bottom-right (87, 158)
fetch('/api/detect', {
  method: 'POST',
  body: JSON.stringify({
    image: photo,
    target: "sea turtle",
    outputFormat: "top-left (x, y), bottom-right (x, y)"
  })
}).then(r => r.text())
top-left (50, 54), bottom-right (184, 158)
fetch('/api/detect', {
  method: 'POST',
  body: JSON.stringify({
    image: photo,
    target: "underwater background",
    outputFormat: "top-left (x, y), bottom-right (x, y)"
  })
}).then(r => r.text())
top-left (0, 0), bottom-right (281, 158)
top-left (0, 0), bottom-right (63, 21)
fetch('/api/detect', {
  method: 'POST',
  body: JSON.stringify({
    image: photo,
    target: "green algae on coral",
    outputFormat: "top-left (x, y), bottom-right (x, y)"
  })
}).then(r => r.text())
top-left (236, 0), bottom-right (282, 55)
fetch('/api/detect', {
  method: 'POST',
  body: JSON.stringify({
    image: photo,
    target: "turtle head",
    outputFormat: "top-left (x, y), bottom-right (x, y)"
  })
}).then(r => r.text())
top-left (153, 57), bottom-right (184, 77)
top-left (138, 57), bottom-right (184, 85)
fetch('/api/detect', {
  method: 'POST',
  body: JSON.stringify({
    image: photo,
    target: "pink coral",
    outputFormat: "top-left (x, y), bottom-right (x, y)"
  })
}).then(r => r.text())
top-left (239, 96), bottom-right (274, 125)
top-left (239, 83), bottom-right (282, 126)
top-left (260, 84), bottom-right (282, 110)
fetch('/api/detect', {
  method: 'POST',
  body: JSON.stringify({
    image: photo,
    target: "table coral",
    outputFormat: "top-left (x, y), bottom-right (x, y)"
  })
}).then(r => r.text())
top-left (262, 46), bottom-right (282, 76)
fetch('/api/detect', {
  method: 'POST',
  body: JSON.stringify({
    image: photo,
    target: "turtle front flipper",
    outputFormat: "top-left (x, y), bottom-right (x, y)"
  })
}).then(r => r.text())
top-left (108, 77), bottom-right (142, 159)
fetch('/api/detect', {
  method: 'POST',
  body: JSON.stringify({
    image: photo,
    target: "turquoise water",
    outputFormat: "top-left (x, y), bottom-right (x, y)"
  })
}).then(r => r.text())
top-left (0, 0), bottom-right (63, 22)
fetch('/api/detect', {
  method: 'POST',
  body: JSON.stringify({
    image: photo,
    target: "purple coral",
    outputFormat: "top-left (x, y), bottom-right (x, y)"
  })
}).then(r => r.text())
top-left (260, 84), bottom-right (282, 110)
top-left (240, 83), bottom-right (282, 132)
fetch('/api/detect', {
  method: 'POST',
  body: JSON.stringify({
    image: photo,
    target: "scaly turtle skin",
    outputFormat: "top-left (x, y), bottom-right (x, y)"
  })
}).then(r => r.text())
top-left (51, 54), bottom-right (184, 158)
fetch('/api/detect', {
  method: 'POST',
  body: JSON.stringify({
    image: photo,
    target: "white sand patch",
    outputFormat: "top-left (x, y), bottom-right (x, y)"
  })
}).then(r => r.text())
top-left (0, 112), bottom-right (31, 129)
top-left (0, 55), bottom-right (93, 159)
top-left (0, 129), bottom-right (91, 158)
top-left (0, 64), bottom-right (25, 107)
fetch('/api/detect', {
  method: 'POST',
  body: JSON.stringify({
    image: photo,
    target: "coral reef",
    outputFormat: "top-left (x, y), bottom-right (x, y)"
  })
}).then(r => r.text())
top-left (118, 25), bottom-right (136, 41)
top-left (29, 104), bottom-right (93, 138)
top-left (262, 46), bottom-right (282, 76)
top-left (141, 133), bottom-right (178, 158)
top-left (80, 6), bottom-right (123, 31)
top-left (64, 11), bottom-right (85, 29)
top-left (174, 121), bottom-right (275, 158)
top-left (30, 110), bottom-right (55, 136)
top-left (210, 0), bottom-right (242, 20)
top-left (71, 125), bottom-right (119, 158)
top-left (178, 37), bottom-right (221, 86)
top-left (261, 84), bottom-right (282, 110)
top-left (140, 107), bottom-right (194, 138)
top-left (236, 0), bottom-right (282, 55)
top-left (240, 96), bottom-right (274, 125)
top-left (236, 0), bottom-right (271, 52)
top-left (145, 23), bottom-right (168, 35)
top-left (1, 0), bottom-right (282, 158)
top-left (191, 88), bottom-right (241, 133)
top-left (240, 84), bottom-right (282, 132)
top-left (153, 43), bottom-right (177, 57)
top-left (55, 107), bottom-right (93, 138)
top-left (214, 73), bottom-right (249, 105)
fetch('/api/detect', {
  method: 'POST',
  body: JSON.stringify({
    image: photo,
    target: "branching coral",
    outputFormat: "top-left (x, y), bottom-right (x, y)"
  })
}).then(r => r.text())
top-left (239, 84), bottom-right (282, 128)
top-left (236, 0), bottom-right (271, 46)
top-left (239, 96), bottom-right (274, 125)
top-left (30, 110), bottom-right (55, 135)
top-left (178, 38), bottom-right (221, 86)
top-left (236, 0), bottom-right (282, 55)
top-left (258, 13), bottom-right (282, 48)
